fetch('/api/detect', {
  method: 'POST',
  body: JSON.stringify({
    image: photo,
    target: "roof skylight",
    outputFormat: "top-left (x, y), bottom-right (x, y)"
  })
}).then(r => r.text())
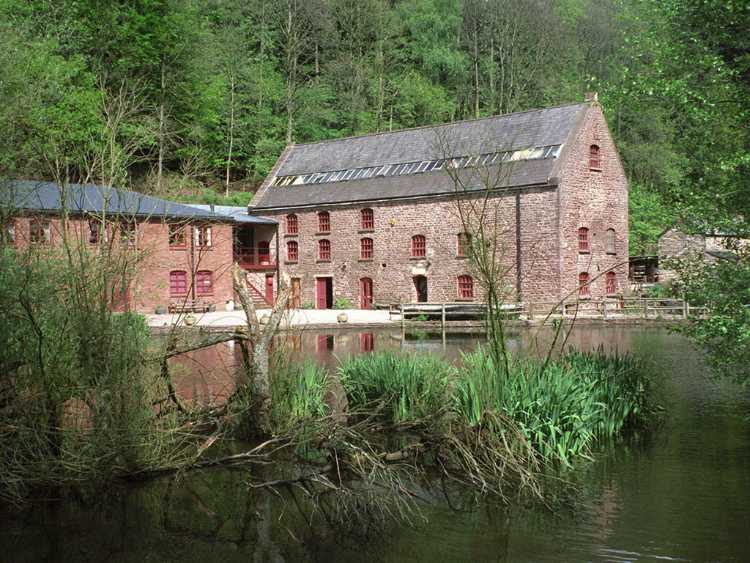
top-left (271, 144), bottom-right (562, 188)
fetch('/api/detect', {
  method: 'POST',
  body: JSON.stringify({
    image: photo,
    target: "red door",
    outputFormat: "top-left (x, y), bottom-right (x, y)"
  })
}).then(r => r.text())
top-left (316, 278), bottom-right (327, 309)
top-left (265, 274), bottom-right (274, 304)
top-left (360, 277), bottom-right (373, 309)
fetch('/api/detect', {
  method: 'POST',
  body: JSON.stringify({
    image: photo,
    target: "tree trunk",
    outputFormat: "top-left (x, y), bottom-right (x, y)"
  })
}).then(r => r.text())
top-left (157, 60), bottom-right (166, 192)
top-left (225, 73), bottom-right (235, 197)
top-left (231, 266), bottom-right (290, 438)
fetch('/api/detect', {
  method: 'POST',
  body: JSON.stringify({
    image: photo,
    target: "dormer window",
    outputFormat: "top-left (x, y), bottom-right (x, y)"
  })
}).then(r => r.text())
top-left (589, 145), bottom-right (601, 170)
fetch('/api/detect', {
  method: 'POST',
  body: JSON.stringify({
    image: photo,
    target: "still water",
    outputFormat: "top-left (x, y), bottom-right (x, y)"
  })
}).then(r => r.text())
top-left (2, 327), bottom-right (749, 562)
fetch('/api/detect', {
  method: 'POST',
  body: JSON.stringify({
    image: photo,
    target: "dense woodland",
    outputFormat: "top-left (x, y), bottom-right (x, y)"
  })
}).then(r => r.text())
top-left (0, 0), bottom-right (748, 252)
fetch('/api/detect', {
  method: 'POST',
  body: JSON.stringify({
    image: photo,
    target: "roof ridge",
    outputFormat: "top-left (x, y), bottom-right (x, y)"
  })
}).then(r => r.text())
top-left (288, 101), bottom-right (588, 148)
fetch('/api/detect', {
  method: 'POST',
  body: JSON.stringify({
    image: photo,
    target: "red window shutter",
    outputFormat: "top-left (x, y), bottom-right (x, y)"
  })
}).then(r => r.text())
top-left (196, 270), bottom-right (213, 295)
top-left (287, 240), bottom-right (298, 262)
top-left (606, 272), bottom-right (617, 294)
top-left (458, 275), bottom-right (474, 299)
top-left (578, 227), bottom-right (589, 252)
top-left (578, 272), bottom-right (590, 297)
top-left (411, 235), bottom-right (426, 258)
top-left (170, 270), bottom-right (188, 296)
top-left (589, 145), bottom-right (601, 170)
top-left (286, 214), bottom-right (298, 235)
top-left (360, 237), bottom-right (373, 259)
top-left (361, 208), bottom-right (374, 230)
top-left (318, 239), bottom-right (331, 261)
top-left (318, 212), bottom-right (330, 233)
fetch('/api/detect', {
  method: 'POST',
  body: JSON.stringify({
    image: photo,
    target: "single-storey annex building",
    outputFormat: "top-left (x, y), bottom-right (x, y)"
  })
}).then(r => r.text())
top-left (249, 96), bottom-right (628, 309)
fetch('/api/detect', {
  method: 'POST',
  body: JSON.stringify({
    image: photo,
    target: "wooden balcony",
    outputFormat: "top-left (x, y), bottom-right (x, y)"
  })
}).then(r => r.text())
top-left (235, 247), bottom-right (276, 271)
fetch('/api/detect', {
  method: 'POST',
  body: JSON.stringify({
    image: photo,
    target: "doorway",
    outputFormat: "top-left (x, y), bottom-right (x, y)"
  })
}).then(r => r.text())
top-left (360, 277), bottom-right (373, 309)
top-left (316, 277), bottom-right (333, 309)
top-left (413, 275), bottom-right (428, 303)
top-left (290, 277), bottom-right (301, 308)
top-left (265, 274), bottom-right (274, 304)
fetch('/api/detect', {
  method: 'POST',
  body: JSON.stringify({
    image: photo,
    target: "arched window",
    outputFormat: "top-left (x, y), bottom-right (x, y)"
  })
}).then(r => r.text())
top-left (286, 214), bottom-right (298, 235)
top-left (318, 239), bottom-right (331, 261)
top-left (196, 270), bottom-right (213, 295)
top-left (606, 228), bottom-right (616, 254)
top-left (578, 272), bottom-right (590, 298)
top-left (360, 237), bottom-right (373, 260)
top-left (411, 235), bottom-right (426, 258)
top-left (578, 227), bottom-right (589, 253)
top-left (605, 271), bottom-right (617, 295)
top-left (361, 208), bottom-right (374, 231)
top-left (318, 211), bottom-right (330, 233)
top-left (457, 232), bottom-right (472, 257)
top-left (458, 275), bottom-right (474, 299)
top-left (286, 240), bottom-right (298, 262)
top-left (589, 144), bottom-right (601, 170)
top-left (169, 270), bottom-right (188, 296)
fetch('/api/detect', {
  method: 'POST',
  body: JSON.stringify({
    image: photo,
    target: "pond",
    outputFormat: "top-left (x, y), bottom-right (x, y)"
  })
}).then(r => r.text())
top-left (2, 327), bottom-right (749, 562)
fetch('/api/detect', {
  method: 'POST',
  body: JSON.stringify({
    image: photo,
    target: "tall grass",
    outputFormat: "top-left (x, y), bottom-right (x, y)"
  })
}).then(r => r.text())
top-left (271, 360), bottom-right (329, 431)
top-left (338, 346), bottom-right (653, 468)
top-left (457, 347), bottom-right (651, 466)
top-left (338, 353), bottom-right (455, 424)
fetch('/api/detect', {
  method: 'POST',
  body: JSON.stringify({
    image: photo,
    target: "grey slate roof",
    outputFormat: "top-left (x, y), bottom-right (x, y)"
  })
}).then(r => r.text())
top-left (251, 103), bottom-right (588, 211)
top-left (186, 204), bottom-right (276, 224)
top-left (2, 180), bottom-right (223, 221)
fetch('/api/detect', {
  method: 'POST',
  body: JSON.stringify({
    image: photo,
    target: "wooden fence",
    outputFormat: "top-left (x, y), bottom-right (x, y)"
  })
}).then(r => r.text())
top-left (384, 298), bottom-right (710, 328)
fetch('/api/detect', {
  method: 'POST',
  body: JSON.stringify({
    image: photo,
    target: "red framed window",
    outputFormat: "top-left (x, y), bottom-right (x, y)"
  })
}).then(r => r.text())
top-left (169, 224), bottom-right (186, 248)
top-left (360, 237), bottom-right (373, 260)
top-left (169, 270), bottom-right (188, 296)
top-left (286, 240), bottom-right (298, 262)
top-left (457, 232), bottom-right (471, 257)
top-left (578, 227), bottom-right (589, 253)
top-left (578, 272), bottom-right (590, 298)
top-left (458, 275), bottom-right (474, 299)
top-left (195, 225), bottom-right (212, 248)
top-left (30, 219), bottom-right (50, 244)
top-left (286, 214), bottom-right (298, 235)
top-left (318, 239), bottom-right (331, 261)
top-left (589, 145), bottom-right (601, 170)
top-left (196, 270), bottom-right (213, 295)
top-left (318, 211), bottom-right (330, 233)
top-left (606, 271), bottom-right (617, 295)
top-left (606, 228), bottom-right (616, 254)
top-left (360, 208), bottom-right (374, 230)
top-left (411, 235), bottom-right (426, 258)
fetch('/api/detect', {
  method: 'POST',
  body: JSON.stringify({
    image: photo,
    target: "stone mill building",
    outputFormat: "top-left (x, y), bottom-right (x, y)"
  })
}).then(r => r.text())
top-left (248, 96), bottom-right (628, 309)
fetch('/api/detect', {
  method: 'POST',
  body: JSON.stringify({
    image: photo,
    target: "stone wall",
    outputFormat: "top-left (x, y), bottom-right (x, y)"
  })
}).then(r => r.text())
top-left (557, 103), bottom-right (629, 300)
top-left (265, 186), bottom-right (562, 308)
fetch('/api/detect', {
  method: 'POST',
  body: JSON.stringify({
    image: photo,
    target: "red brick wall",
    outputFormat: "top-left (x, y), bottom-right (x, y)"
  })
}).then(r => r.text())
top-left (557, 104), bottom-right (629, 300)
top-left (7, 214), bottom-right (236, 313)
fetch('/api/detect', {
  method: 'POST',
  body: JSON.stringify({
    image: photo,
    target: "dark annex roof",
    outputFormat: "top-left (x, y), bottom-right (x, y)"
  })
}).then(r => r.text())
top-left (251, 103), bottom-right (588, 211)
top-left (2, 180), bottom-right (222, 221)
